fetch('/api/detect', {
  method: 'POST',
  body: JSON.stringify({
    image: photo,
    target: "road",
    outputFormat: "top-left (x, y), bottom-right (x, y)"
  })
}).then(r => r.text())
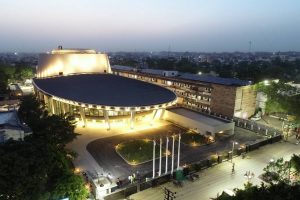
top-left (130, 138), bottom-right (300, 200)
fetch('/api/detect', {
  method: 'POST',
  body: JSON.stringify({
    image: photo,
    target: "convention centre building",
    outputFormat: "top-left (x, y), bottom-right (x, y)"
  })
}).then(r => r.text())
top-left (33, 47), bottom-right (177, 129)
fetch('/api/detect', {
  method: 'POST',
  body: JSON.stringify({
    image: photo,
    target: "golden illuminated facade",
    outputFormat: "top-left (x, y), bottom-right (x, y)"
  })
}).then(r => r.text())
top-left (33, 47), bottom-right (177, 129)
top-left (37, 48), bottom-right (111, 78)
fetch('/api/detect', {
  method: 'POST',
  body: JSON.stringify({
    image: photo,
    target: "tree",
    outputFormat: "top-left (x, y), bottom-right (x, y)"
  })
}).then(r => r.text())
top-left (263, 158), bottom-right (289, 183)
top-left (0, 95), bottom-right (88, 200)
top-left (51, 174), bottom-right (89, 200)
top-left (18, 95), bottom-right (48, 132)
top-left (0, 141), bottom-right (48, 200)
top-left (216, 182), bottom-right (300, 200)
top-left (256, 81), bottom-right (300, 122)
top-left (216, 155), bottom-right (300, 200)
top-left (0, 70), bottom-right (9, 94)
top-left (16, 66), bottom-right (35, 81)
top-left (18, 95), bottom-right (78, 147)
top-left (38, 113), bottom-right (78, 148)
top-left (0, 64), bottom-right (16, 82)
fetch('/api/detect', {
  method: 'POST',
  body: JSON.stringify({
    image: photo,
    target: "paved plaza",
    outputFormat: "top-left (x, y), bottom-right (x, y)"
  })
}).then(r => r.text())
top-left (257, 115), bottom-right (285, 130)
top-left (66, 120), bottom-right (170, 177)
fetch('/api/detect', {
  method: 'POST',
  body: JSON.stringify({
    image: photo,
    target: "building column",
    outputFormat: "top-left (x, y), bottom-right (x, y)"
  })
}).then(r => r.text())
top-left (159, 108), bottom-right (166, 119)
top-left (150, 109), bottom-right (158, 125)
top-left (103, 110), bottom-right (110, 130)
top-left (130, 110), bottom-right (135, 129)
top-left (58, 101), bottom-right (63, 115)
top-left (61, 102), bottom-right (66, 115)
top-left (64, 102), bottom-right (69, 114)
top-left (79, 107), bottom-right (87, 127)
top-left (54, 100), bottom-right (59, 115)
top-left (43, 95), bottom-right (50, 113)
top-left (49, 97), bottom-right (55, 115)
top-left (38, 91), bottom-right (43, 101)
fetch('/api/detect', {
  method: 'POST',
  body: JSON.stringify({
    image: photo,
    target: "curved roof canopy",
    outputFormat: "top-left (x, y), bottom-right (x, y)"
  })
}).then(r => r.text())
top-left (33, 74), bottom-right (177, 107)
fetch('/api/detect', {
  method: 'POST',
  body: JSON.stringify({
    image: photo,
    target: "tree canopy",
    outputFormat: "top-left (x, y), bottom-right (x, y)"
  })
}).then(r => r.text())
top-left (216, 182), bottom-right (300, 200)
top-left (0, 95), bottom-right (88, 200)
top-left (18, 95), bottom-right (77, 147)
top-left (0, 63), bottom-right (35, 95)
top-left (256, 81), bottom-right (300, 122)
top-left (113, 56), bottom-right (300, 83)
top-left (0, 63), bottom-right (35, 82)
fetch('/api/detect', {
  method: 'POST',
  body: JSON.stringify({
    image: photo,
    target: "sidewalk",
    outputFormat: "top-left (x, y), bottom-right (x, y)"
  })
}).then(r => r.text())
top-left (130, 138), bottom-right (300, 200)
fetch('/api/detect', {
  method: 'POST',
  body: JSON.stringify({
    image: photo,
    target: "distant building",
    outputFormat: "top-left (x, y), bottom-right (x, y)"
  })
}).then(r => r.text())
top-left (0, 99), bottom-right (19, 111)
top-left (0, 110), bottom-right (31, 143)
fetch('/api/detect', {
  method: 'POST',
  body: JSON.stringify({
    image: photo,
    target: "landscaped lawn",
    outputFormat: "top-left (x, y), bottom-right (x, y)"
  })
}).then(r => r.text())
top-left (181, 132), bottom-right (214, 147)
top-left (116, 139), bottom-right (166, 165)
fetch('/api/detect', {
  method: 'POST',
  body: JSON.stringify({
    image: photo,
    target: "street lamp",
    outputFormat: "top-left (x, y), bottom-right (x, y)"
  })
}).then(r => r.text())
top-left (263, 80), bottom-right (270, 86)
top-left (231, 141), bottom-right (238, 162)
top-left (244, 171), bottom-right (255, 183)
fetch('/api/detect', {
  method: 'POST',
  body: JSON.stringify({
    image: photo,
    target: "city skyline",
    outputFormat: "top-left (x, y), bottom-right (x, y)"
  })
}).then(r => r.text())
top-left (1, 0), bottom-right (300, 52)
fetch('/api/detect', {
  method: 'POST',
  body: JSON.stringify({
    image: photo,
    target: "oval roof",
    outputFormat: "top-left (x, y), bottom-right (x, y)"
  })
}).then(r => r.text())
top-left (33, 74), bottom-right (176, 107)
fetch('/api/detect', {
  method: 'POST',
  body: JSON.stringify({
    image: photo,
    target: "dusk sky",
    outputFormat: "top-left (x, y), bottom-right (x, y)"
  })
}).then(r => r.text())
top-left (1, 0), bottom-right (299, 52)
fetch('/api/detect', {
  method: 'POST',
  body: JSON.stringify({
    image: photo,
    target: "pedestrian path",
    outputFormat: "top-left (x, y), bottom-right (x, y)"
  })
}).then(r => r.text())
top-left (130, 139), bottom-right (300, 200)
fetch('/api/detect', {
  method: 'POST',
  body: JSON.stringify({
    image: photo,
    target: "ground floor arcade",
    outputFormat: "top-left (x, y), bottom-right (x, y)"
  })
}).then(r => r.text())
top-left (35, 90), bottom-right (167, 130)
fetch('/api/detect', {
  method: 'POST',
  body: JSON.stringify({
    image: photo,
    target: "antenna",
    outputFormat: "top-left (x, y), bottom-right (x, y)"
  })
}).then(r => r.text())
top-left (248, 41), bottom-right (252, 53)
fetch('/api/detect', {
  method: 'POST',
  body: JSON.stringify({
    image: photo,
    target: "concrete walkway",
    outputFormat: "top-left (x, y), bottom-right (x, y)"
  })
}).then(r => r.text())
top-left (130, 139), bottom-right (300, 200)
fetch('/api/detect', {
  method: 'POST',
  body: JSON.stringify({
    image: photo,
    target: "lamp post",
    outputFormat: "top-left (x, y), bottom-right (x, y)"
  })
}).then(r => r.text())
top-left (231, 141), bottom-right (238, 162)
top-left (288, 160), bottom-right (291, 184)
top-left (244, 170), bottom-right (255, 183)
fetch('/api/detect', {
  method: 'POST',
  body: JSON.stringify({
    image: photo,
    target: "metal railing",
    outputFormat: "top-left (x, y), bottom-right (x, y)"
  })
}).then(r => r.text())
top-left (232, 117), bottom-right (283, 137)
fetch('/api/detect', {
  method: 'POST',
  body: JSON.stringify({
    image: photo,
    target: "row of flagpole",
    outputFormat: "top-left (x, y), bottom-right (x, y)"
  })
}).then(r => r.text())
top-left (153, 135), bottom-right (181, 178)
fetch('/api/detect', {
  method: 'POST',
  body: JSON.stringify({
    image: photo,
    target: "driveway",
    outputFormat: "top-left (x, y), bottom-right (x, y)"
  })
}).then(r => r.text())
top-left (86, 126), bottom-right (264, 179)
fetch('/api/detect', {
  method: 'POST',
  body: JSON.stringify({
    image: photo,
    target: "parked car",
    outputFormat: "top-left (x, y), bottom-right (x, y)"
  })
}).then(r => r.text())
top-left (251, 116), bottom-right (261, 121)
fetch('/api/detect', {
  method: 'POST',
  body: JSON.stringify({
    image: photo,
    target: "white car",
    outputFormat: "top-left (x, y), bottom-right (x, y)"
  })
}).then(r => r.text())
top-left (251, 116), bottom-right (261, 121)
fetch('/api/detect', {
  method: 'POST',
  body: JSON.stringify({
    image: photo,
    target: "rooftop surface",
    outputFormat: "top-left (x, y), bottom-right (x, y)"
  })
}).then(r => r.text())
top-left (112, 65), bottom-right (251, 86)
top-left (0, 110), bottom-right (21, 127)
top-left (51, 48), bottom-right (97, 54)
top-left (178, 73), bottom-right (251, 86)
top-left (167, 107), bottom-right (228, 126)
top-left (33, 74), bottom-right (176, 107)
